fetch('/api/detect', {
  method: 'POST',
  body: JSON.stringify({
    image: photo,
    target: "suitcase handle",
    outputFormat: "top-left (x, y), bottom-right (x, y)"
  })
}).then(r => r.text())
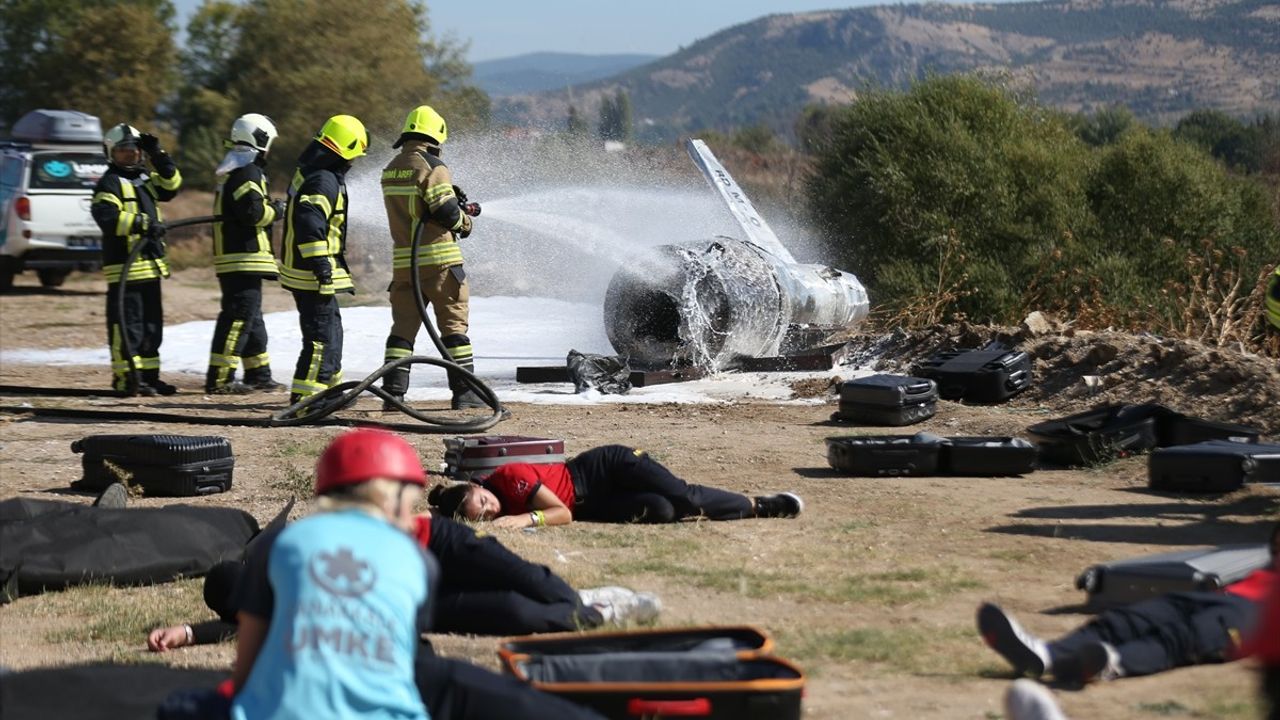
top-left (627, 698), bottom-right (712, 716)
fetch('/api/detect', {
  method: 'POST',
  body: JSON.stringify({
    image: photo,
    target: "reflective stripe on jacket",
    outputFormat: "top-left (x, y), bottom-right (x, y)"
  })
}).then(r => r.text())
top-left (92, 162), bottom-right (182, 285)
top-left (214, 163), bottom-right (277, 277)
top-left (279, 165), bottom-right (353, 293)
top-left (381, 140), bottom-right (466, 278)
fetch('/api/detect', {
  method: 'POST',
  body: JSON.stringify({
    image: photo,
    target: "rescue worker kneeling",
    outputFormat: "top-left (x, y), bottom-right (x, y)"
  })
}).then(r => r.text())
top-left (279, 115), bottom-right (366, 409)
top-left (205, 113), bottom-right (286, 395)
top-left (91, 123), bottom-right (182, 396)
top-left (380, 105), bottom-right (483, 410)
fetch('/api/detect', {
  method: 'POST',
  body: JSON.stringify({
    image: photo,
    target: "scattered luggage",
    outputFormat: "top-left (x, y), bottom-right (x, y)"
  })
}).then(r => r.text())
top-left (833, 374), bottom-right (938, 426)
top-left (825, 433), bottom-right (946, 477)
top-left (1075, 544), bottom-right (1273, 610)
top-left (499, 626), bottom-right (804, 720)
top-left (1148, 440), bottom-right (1280, 493)
top-left (444, 435), bottom-right (566, 481)
top-left (941, 437), bottom-right (1038, 477)
top-left (71, 434), bottom-right (234, 496)
top-left (1028, 403), bottom-right (1262, 468)
top-left (913, 344), bottom-right (1032, 403)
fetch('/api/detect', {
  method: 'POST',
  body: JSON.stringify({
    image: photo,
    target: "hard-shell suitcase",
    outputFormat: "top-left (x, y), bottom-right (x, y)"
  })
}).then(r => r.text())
top-left (443, 435), bottom-right (566, 480)
top-left (71, 434), bottom-right (234, 496)
top-left (1026, 404), bottom-right (1161, 467)
top-left (1147, 440), bottom-right (1280, 493)
top-left (499, 627), bottom-right (804, 720)
top-left (1158, 414), bottom-right (1261, 447)
top-left (941, 437), bottom-right (1038, 477)
top-left (1075, 544), bottom-right (1272, 610)
top-left (913, 346), bottom-right (1032, 403)
top-left (825, 433), bottom-right (945, 476)
top-left (834, 374), bottom-right (938, 426)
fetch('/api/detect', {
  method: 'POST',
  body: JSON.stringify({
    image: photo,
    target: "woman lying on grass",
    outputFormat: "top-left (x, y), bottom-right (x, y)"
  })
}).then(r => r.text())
top-left (428, 444), bottom-right (803, 528)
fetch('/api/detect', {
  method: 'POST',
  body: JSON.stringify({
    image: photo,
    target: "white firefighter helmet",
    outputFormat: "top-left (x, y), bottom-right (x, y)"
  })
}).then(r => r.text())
top-left (228, 113), bottom-right (278, 153)
top-left (103, 123), bottom-right (144, 169)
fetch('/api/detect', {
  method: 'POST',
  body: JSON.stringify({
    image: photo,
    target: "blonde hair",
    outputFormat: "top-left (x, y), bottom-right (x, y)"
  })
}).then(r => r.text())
top-left (315, 478), bottom-right (411, 520)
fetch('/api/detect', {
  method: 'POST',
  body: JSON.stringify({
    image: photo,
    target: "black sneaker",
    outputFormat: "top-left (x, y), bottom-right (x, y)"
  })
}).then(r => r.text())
top-left (206, 381), bottom-right (254, 395)
top-left (92, 482), bottom-right (128, 509)
top-left (754, 492), bottom-right (804, 518)
top-left (977, 603), bottom-right (1052, 678)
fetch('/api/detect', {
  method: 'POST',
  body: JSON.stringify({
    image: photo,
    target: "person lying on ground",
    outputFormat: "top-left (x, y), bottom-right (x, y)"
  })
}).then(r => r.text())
top-left (147, 508), bottom-right (659, 651)
top-left (428, 444), bottom-right (803, 528)
top-left (158, 428), bottom-right (605, 720)
top-left (978, 522), bottom-right (1279, 684)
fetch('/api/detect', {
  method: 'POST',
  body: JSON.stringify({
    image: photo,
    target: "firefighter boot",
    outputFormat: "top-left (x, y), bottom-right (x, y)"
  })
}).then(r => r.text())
top-left (205, 367), bottom-right (253, 395)
top-left (448, 369), bottom-right (486, 410)
top-left (141, 369), bottom-right (178, 396)
top-left (381, 365), bottom-right (410, 411)
top-left (242, 367), bottom-right (285, 392)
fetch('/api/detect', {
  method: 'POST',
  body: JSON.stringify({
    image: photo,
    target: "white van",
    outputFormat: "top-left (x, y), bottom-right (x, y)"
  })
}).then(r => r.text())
top-left (0, 109), bottom-right (108, 291)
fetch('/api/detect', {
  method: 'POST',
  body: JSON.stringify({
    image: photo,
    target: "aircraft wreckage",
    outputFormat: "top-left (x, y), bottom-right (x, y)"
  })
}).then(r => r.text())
top-left (602, 139), bottom-right (870, 370)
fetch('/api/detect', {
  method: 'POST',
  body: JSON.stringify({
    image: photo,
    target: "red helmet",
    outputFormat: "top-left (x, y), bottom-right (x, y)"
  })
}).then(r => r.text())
top-left (314, 428), bottom-right (427, 495)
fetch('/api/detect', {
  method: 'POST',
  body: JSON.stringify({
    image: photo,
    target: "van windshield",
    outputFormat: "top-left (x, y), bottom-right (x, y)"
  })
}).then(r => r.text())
top-left (29, 152), bottom-right (107, 190)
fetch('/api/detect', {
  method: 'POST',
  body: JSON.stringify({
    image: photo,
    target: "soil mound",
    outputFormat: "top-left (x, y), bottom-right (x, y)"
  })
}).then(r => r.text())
top-left (838, 315), bottom-right (1280, 435)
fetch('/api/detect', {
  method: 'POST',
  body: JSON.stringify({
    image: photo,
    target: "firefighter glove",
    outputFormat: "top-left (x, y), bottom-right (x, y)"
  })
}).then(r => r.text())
top-left (145, 220), bottom-right (168, 241)
top-left (138, 133), bottom-right (163, 157)
top-left (269, 198), bottom-right (287, 217)
top-left (458, 213), bottom-right (473, 239)
top-left (452, 184), bottom-right (468, 206)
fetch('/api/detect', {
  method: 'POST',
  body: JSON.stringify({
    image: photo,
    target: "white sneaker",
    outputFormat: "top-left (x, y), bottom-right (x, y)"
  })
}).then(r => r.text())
top-left (1004, 679), bottom-right (1069, 720)
top-left (578, 586), bottom-right (663, 625)
top-left (977, 603), bottom-right (1053, 678)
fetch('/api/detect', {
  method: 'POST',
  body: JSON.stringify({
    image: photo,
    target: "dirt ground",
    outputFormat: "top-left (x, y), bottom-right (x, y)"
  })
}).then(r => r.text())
top-left (1, 270), bottom-right (1277, 719)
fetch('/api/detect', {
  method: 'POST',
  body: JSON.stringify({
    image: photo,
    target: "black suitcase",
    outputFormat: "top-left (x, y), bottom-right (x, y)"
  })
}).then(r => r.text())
top-left (499, 627), bottom-right (803, 720)
top-left (1147, 440), bottom-right (1280, 493)
top-left (71, 434), bottom-right (234, 496)
top-left (1026, 404), bottom-right (1161, 467)
top-left (834, 374), bottom-right (938, 426)
top-left (825, 433), bottom-right (946, 476)
top-left (913, 346), bottom-right (1032, 403)
top-left (443, 435), bottom-right (566, 480)
top-left (941, 437), bottom-right (1038, 476)
top-left (1158, 414), bottom-right (1261, 447)
top-left (1075, 544), bottom-right (1272, 610)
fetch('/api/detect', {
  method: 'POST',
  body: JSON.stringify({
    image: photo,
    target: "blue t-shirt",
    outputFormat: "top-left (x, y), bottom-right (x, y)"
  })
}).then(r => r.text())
top-left (231, 509), bottom-right (431, 720)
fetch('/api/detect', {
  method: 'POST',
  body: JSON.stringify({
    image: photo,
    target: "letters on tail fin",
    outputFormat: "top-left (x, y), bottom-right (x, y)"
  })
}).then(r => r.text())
top-left (685, 138), bottom-right (795, 264)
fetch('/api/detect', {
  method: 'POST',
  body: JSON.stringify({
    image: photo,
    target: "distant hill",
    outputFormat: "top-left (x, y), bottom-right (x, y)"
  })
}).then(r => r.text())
top-left (494, 0), bottom-right (1280, 140)
top-left (472, 52), bottom-right (659, 97)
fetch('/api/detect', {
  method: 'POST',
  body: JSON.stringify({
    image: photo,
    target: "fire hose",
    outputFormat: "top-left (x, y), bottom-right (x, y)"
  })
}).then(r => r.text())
top-left (0, 201), bottom-right (506, 434)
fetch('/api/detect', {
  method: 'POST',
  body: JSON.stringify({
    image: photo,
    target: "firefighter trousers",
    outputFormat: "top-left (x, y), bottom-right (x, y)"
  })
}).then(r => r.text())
top-left (384, 266), bottom-right (473, 396)
top-left (289, 291), bottom-right (343, 400)
top-left (106, 279), bottom-right (163, 391)
top-left (206, 275), bottom-right (271, 389)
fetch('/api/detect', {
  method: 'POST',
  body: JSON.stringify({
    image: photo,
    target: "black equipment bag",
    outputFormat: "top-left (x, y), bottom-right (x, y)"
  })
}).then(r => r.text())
top-left (913, 345), bottom-right (1032, 403)
top-left (941, 437), bottom-right (1038, 477)
top-left (834, 374), bottom-right (938, 426)
top-left (443, 435), bottom-right (566, 481)
top-left (0, 663), bottom-right (228, 720)
top-left (0, 498), bottom-right (259, 600)
top-left (825, 433), bottom-right (945, 477)
top-left (1148, 440), bottom-right (1280, 493)
top-left (71, 434), bottom-right (234, 496)
top-left (499, 627), bottom-right (804, 720)
top-left (1075, 544), bottom-right (1272, 610)
top-left (1026, 404), bottom-right (1161, 467)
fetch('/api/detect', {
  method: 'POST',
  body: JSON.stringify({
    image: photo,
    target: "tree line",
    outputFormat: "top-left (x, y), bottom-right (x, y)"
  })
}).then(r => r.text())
top-left (0, 0), bottom-right (488, 188)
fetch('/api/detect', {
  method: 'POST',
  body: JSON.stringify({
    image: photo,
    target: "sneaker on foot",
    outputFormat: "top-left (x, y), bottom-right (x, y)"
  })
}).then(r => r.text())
top-left (1004, 679), bottom-right (1069, 720)
top-left (1076, 640), bottom-right (1123, 682)
top-left (206, 381), bottom-right (253, 395)
top-left (754, 492), bottom-right (804, 518)
top-left (578, 586), bottom-right (662, 625)
top-left (977, 603), bottom-right (1053, 678)
top-left (93, 482), bottom-right (128, 509)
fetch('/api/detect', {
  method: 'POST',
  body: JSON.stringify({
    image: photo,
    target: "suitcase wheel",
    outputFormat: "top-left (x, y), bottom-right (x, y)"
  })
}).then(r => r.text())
top-left (498, 448), bottom-right (508, 456)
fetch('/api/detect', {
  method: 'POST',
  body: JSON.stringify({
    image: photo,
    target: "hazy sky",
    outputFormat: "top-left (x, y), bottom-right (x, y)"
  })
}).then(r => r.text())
top-left (172, 1), bottom-right (1024, 62)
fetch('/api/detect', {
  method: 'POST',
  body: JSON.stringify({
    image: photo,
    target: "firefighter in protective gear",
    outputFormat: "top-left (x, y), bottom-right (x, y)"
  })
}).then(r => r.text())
top-left (1267, 264), bottom-right (1280, 332)
top-left (91, 123), bottom-right (183, 396)
top-left (380, 105), bottom-right (482, 410)
top-left (205, 113), bottom-right (287, 395)
top-left (280, 115), bottom-right (366, 408)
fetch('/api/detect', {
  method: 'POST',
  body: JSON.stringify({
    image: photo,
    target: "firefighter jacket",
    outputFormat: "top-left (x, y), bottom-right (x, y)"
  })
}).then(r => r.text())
top-left (381, 139), bottom-right (471, 282)
top-left (279, 142), bottom-right (354, 294)
top-left (213, 163), bottom-right (277, 277)
top-left (1267, 265), bottom-right (1280, 331)
top-left (91, 156), bottom-right (182, 285)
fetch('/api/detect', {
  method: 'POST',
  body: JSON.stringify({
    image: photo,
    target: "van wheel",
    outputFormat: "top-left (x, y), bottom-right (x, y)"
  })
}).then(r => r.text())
top-left (38, 269), bottom-right (69, 288)
top-left (0, 258), bottom-right (16, 293)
